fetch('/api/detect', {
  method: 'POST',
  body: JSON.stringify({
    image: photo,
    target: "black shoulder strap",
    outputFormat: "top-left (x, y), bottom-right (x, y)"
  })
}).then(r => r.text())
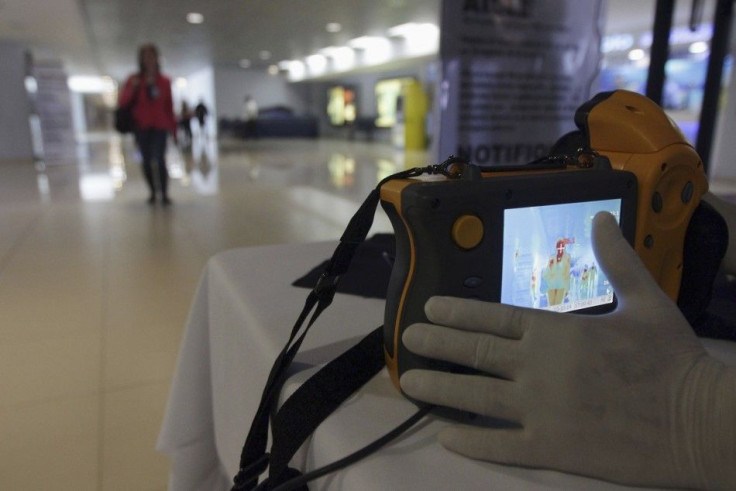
top-left (231, 160), bottom-right (464, 490)
top-left (268, 326), bottom-right (384, 486)
top-left (230, 166), bottom-right (433, 490)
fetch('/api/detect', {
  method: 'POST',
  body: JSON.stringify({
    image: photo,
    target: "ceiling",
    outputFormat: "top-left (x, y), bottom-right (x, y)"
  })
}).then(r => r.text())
top-left (0, 0), bottom-right (720, 82)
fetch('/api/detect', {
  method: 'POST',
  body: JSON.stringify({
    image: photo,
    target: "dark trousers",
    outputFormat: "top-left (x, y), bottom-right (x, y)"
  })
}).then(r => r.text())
top-left (135, 129), bottom-right (169, 197)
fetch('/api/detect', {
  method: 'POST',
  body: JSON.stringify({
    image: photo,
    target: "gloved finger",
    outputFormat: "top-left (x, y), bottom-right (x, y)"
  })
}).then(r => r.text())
top-left (403, 323), bottom-right (520, 379)
top-left (426, 295), bottom-right (569, 340)
top-left (425, 296), bottom-right (537, 339)
top-left (401, 369), bottom-right (522, 421)
top-left (439, 426), bottom-right (534, 468)
top-left (591, 212), bottom-right (670, 307)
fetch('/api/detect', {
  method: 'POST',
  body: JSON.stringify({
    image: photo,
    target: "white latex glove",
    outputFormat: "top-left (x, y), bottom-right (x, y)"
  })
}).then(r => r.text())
top-left (401, 212), bottom-right (736, 490)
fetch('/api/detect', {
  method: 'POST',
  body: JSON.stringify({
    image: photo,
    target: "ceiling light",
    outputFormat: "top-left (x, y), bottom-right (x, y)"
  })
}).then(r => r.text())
top-left (387, 22), bottom-right (438, 38)
top-left (306, 54), bottom-right (327, 74)
top-left (281, 60), bottom-right (306, 81)
top-left (186, 12), bottom-right (204, 24)
top-left (319, 46), bottom-right (355, 71)
top-left (688, 41), bottom-right (708, 54)
top-left (175, 77), bottom-right (188, 89)
top-left (627, 48), bottom-right (645, 61)
top-left (320, 46), bottom-right (351, 57)
top-left (326, 22), bottom-right (342, 33)
top-left (267, 64), bottom-right (280, 75)
top-left (349, 36), bottom-right (392, 64)
top-left (239, 59), bottom-right (251, 68)
top-left (260, 50), bottom-right (272, 60)
top-left (387, 22), bottom-right (439, 56)
top-left (348, 36), bottom-right (383, 50)
top-left (601, 33), bottom-right (634, 53)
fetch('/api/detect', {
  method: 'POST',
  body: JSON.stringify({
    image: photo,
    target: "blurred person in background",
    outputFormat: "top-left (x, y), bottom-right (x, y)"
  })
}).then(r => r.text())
top-left (118, 43), bottom-right (177, 205)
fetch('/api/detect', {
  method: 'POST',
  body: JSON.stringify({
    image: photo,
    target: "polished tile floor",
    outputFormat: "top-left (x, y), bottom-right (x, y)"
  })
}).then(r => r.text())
top-left (0, 134), bottom-right (428, 491)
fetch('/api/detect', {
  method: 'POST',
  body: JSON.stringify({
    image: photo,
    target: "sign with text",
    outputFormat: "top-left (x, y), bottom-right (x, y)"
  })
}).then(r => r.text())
top-left (438, 0), bottom-right (605, 165)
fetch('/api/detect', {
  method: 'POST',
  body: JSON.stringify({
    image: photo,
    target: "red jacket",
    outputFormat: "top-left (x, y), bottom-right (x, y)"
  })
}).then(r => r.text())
top-left (119, 73), bottom-right (177, 133)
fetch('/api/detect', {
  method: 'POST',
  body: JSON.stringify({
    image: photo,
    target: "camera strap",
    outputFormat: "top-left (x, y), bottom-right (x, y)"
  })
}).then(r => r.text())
top-left (231, 158), bottom-right (466, 491)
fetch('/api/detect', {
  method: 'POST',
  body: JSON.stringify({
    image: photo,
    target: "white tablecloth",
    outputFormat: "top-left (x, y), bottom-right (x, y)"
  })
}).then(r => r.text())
top-left (157, 241), bottom-right (736, 491)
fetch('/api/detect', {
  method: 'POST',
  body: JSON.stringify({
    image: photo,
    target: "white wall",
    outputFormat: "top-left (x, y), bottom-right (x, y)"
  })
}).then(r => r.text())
top-left (0, 43), bottom-right (34, 161)
top-left (214, 66), bottom-right (310, 119)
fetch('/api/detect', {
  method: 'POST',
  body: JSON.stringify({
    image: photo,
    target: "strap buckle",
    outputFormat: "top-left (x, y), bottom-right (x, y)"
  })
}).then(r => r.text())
top-left (314, 272), bottom-right (340, 301)
top-left (232, 453), bottom-right (270, 490)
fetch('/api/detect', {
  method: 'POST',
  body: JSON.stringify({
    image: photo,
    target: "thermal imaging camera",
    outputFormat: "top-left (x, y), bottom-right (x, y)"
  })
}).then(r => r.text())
top-left (380, 90), bottom-right (708, 392)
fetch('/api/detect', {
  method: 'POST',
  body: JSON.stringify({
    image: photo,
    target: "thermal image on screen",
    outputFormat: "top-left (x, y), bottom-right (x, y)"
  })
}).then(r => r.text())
top-left (502, 200), bottom-right (621, 313)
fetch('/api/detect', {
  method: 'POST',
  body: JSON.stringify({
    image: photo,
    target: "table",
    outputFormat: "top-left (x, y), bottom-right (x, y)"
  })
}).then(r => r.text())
top-left (157, 241), bottom-right (736, 491)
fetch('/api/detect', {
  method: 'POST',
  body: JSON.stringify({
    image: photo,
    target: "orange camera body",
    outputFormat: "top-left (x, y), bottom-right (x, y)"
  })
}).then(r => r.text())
top-left (380, 90), bottom-right (708, 392)
top-left (577, 90), bottom-right (709, 299)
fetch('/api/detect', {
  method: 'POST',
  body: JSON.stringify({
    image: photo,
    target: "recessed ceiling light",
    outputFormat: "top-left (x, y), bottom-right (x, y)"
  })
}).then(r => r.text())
top-left (267, 65), bottom-right (280, 75)
top-left (602, 33), bottom-right (634, 53)
top-left (349, 36), bottom-right (389, 50)
top-left (239, 59), bottom-right (251, 68)
top-left (279, 60), bottom-right (306, 80)
top-left (689, 41), bottom-right (708, 54)
top-left (326, 22), bottom-right (342, 33)
top-left (306, 54), bottom-right (327, 74)
top-left (388, 22), bottom-right (438, 38)
top-left (319, 46), bottom-right (355, 71)
top-left (627, 48), bottom-right (646, 61)
top-left (260, 50), bottom-right (272, 60)
top-left (186, 12), bottom-right (204, 24)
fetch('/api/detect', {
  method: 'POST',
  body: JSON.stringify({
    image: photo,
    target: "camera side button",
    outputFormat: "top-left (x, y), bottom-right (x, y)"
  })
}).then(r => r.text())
top-left (452, 215), bottom-right (484, 250)
top-left (652, 192), bottom-right (663, 213)
top-left (681, 181), bottom-right (694, 203)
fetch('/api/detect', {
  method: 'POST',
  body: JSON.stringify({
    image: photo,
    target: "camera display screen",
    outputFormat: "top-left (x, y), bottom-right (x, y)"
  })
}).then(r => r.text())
top-left (501, 199), bottom-right (621, 313)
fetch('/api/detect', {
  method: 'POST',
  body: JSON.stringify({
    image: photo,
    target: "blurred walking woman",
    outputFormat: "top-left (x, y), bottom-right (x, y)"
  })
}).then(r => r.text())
top-left (118, 43), bottom-right (177, 205)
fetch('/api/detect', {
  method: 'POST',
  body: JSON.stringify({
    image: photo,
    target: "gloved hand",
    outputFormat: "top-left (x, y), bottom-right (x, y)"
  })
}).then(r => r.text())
top-left (401, 212), bottom-right (736, 490)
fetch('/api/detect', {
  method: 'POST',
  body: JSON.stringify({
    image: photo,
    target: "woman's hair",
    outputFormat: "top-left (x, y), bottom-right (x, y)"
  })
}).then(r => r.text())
top-left (137, 43), bottom-right (160, 74)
